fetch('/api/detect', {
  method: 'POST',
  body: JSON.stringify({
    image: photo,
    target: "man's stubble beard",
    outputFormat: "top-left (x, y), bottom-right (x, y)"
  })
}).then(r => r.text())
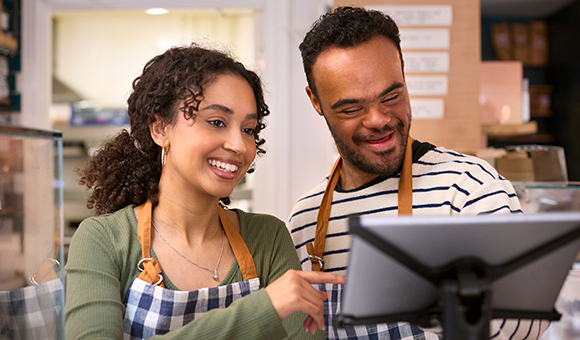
top-left (325, 113), bottom-right (412, 178)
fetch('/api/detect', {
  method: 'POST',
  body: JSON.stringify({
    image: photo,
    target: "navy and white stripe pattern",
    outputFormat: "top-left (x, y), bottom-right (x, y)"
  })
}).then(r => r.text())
top-left (122, 277), bottom-right (260, 340)
top-left (289, 147), bottom-right (522, 276)
top-left (0, 278), bottom-right (64, 340)
top-left (288, 147), bottom-right (543, 340)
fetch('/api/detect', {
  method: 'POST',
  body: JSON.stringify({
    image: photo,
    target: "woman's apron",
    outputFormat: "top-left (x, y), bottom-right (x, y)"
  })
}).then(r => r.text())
top-left (307, 136), bottom-right (426, 339)
top-left (0, 213), bottom-right (65, 340)
top-left (122, 200), bottom-right (260, 340)
top-left (0, 277), bottom-right (64, 340)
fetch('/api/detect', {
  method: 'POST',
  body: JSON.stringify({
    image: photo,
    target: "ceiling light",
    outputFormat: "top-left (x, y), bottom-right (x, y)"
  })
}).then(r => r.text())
top-left (146, 8), bottom-right (168, 15)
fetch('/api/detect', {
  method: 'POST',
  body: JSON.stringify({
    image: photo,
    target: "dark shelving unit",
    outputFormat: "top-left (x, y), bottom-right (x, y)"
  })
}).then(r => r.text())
top-left (0, 0), bottom-right (20, 120)
top-left (481, 0), bottom-right (580, 181)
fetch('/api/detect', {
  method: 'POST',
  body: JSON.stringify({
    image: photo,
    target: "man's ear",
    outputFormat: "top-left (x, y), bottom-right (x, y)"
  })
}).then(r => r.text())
top-left (149, 117), bottom-right (169, 148)
top-left (305, 86), bottom-right (324, 117)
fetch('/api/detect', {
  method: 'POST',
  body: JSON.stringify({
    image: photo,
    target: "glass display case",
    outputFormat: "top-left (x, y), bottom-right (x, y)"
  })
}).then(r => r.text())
top-left (514, 182), bottom-right (580, 339)
top-left (513, 181), bottom-right (580, 213)
top-left (0, 125), bottom-right (64, 339)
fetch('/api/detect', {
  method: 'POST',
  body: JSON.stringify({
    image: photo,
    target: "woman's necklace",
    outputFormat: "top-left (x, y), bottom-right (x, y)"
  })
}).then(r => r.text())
top-left (151, 220), bottom-right (225, 281)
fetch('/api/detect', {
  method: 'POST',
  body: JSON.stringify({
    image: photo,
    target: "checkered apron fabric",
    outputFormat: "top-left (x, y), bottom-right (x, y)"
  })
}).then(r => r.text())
top-left (122, 276), bottom-right (261, 340)
top-left (0, 278), bottom-right (64, 340)
top-left (316, 283), bottom-right (439, 340)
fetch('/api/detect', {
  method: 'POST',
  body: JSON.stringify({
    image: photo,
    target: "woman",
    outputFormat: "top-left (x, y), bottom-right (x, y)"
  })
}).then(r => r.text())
top-left (65, 44), bottom-right (343, 339)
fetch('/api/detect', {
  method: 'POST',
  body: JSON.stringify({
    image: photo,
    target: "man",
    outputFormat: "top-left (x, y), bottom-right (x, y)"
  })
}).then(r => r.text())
top-left (288, 6), bottom-right (548, 340)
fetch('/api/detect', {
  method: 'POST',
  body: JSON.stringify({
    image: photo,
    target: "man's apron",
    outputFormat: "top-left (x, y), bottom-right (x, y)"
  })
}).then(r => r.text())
top-left (122, 200), bottom-right (261, 340)
top-left (306, 136), bottom-right (431, 340)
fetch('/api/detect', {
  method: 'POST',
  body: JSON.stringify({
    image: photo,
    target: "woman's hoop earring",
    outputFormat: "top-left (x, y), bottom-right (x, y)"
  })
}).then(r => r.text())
top-left (161, 147), bottom-right (168, 167)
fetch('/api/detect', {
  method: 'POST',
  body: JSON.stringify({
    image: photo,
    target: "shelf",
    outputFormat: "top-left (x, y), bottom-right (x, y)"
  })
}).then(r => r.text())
top-left (0, 0), bottom-right (19, 54)
top-left (487, 133), bottom-right (554, 143)
top-left (0, 32), bottom-right (17, 55)
top-left (531, 109), bottom-right (552, 118)
top-left (483, 121), bottom-right (538, 137)
top-left (0, 207), bottom-right (14, 216)
top-left (53, 123), bottom-right (129, 149)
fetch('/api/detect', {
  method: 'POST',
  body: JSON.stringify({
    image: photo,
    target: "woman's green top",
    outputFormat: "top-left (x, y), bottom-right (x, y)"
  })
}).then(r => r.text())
top-left (65, 204), bottom-right (322, 339)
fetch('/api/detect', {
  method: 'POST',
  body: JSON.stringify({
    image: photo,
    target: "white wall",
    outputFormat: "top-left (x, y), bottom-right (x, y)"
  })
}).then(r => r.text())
top-left (22, 0), bottom-right (334, 222)
top-left (250, 0), bottom-right (337, 221)
top-left (20, 0), bottom-right (51, 129)
top-left (288, 2), bottom-right (338, 206)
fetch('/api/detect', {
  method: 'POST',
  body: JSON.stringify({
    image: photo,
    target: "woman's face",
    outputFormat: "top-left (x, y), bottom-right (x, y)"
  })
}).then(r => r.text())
top-left (161, 74), bottom-right (258, 200)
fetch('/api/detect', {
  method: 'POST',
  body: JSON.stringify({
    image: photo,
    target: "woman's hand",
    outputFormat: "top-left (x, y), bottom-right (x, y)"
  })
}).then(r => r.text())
top-left (265, 270), bottom-right (345, 334)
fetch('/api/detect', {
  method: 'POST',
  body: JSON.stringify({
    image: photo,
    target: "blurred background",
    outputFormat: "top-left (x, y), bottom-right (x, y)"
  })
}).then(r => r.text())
top-left (2, 0), bottom-right (580, 338)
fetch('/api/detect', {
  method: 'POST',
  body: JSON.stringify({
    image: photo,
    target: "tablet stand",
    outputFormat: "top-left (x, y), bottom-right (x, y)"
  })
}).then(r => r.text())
top-left (336, 216), bottom-right (580, 340)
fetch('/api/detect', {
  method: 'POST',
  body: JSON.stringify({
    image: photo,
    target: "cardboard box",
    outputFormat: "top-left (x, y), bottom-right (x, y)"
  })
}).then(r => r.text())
top-left (495, 151), bottom-right (534, 182)
top-left (529, 84), bottom-right (552, 117)
top-left (480, 61), bottom-right (523, 124)
top-left (511, 23), bottom-right (529, 65)
top-left (529, 21), bottom-right (549, 67)
top-left (495, 146), bottom-right (568, 182)
top-left (492, 23), bottom-right (512, 60)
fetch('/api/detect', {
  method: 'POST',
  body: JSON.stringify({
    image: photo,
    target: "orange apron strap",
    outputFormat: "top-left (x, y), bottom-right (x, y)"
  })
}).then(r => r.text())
top-left (398, 136), bottom-right (414, 215)
top-left (137, 200), bottom-right (165, 287)
top-left (307, 137), bottom-right (415, 271)
top-left (218, 206), bottom-right (258, 281)
top-left (136, 200), bottom-right (258, 285)
top-left (306, 158), bottom-right (342, 271)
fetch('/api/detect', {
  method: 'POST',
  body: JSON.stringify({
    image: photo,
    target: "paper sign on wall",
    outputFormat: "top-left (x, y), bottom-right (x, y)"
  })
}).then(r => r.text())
top-left (410, 98), bottom-right (445, 119)
top-left (403, 52), bottom-right (450, 73)
top-left (406, 75), bottom-right (448, 95)
top-left (368, 5), bottom-right (453, 26)
top-left (399, 28), bottom-right (450, 50)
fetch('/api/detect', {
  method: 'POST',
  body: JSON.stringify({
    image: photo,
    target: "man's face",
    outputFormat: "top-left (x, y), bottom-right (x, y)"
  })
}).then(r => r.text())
top-left (306, 36), bottom-right (412, 188)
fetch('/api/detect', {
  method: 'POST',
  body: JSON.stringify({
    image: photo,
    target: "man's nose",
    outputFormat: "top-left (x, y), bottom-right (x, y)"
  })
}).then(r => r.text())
top-left (362, 105), bottom-right (392, 130)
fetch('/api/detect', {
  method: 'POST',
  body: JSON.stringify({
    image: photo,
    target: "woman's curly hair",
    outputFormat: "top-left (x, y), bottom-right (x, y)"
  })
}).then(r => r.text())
top-left (78, 44), bottom-right (270, 215)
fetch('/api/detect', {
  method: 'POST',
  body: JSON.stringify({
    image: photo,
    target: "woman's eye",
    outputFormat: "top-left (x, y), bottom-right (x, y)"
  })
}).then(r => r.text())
top-left (209, 120), bottom-right (225, 128)
top-left (242, 128), bottom-right (256, 135)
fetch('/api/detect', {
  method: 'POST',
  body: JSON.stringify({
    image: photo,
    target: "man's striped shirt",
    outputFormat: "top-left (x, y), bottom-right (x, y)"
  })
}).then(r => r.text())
top-left (288, 142), bottom-right (548, 339)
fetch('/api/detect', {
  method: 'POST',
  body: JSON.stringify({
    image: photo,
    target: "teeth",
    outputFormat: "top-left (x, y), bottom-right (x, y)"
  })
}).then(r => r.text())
top-left (208, 160), bottom-right (238, 173)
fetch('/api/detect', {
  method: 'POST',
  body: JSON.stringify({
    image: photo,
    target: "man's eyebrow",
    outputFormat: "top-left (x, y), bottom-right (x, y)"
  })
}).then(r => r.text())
top-left (378, 82), bottom-right (405, 98)
top-left (331, 98), bottom-right (360, 110)
top-left (330, 82), bottom-right (405, 110)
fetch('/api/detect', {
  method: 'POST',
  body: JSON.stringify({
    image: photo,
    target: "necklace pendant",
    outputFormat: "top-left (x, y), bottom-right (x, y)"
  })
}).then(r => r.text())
top-left (152, 220), bottom-right (225, 283)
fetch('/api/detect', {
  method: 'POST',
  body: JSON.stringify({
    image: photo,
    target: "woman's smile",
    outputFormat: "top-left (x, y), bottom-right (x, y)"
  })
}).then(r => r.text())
top-left (208, 158), bottom-right (241, 180)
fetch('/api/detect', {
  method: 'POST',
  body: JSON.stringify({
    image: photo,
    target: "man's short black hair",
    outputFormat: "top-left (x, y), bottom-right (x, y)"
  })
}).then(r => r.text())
top-left (299, 6), bottom-right (403, 98)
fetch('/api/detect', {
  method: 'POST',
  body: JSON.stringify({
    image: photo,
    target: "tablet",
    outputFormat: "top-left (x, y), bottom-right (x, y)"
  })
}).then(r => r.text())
top-left (340, 212), bottom-right (580, 323)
